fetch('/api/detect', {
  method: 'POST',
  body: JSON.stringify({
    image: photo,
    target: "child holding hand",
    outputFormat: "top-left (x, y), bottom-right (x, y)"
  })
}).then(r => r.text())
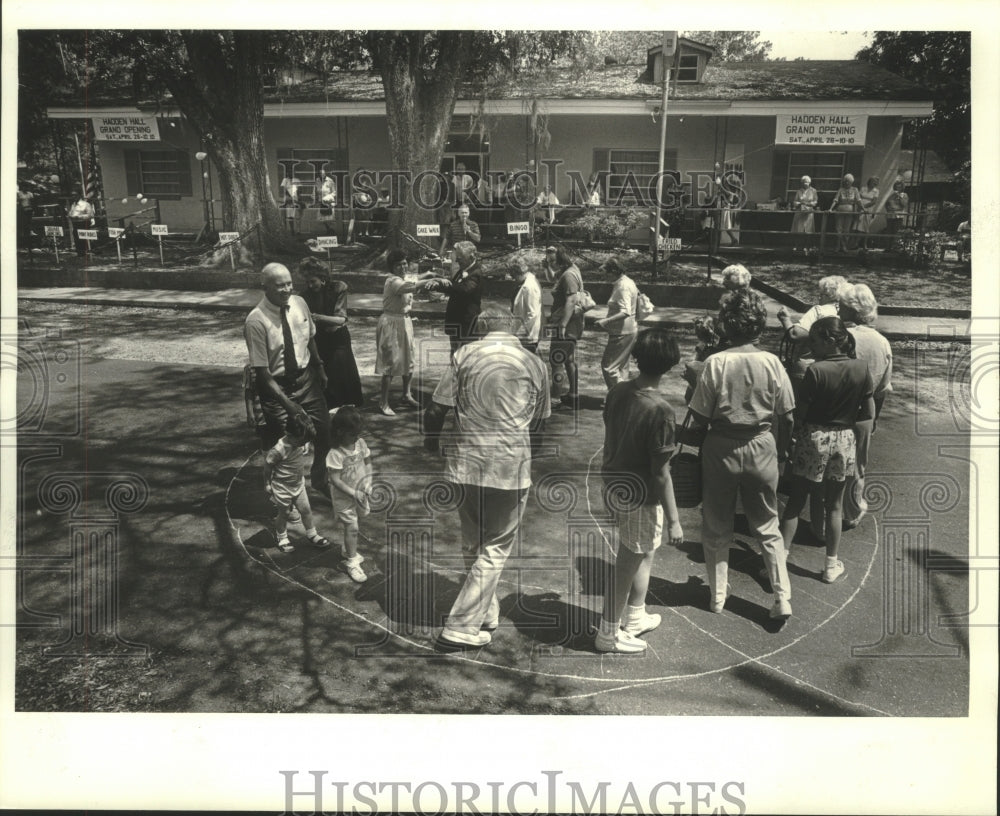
top-left (326, 407), bottom-right (373, 582)
top-left (264, 412), bottom-right (332, 553)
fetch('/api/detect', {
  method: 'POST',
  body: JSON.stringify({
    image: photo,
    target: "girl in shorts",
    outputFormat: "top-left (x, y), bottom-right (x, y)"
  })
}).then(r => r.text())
top-left (264, 412), bottom-right (332, 553)
top-left (779, 317), bottom-right (874, 583)
top-left (326, 407), bottom-right (373, 582)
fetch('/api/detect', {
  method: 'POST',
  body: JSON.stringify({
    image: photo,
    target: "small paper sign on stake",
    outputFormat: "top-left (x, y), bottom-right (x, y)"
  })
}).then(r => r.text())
top-left (46, 225), bottom-right (63, 262)
top-left (315, 236), bottom-right (338, 248)
top-left (108, 227), bottom-right (125, 265)
top-left (78, 229), bottom-right (99, 241)
top-left (416, 224), bottom-right (441, 237)
top-left (506, 222), bottom-right (530, 235)
top-left (219, 232), bottom-right (240, 270)
top-left (151, 224), bottom-right (168, 266)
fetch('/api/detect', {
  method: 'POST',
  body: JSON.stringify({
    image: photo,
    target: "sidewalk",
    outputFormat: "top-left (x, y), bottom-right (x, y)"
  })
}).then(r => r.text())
top-left (17, 286), bottom-right (971, 341)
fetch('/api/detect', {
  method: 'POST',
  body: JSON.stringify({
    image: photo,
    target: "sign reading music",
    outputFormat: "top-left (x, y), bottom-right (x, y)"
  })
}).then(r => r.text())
top-left (775, 113), bottom-right (868, 147)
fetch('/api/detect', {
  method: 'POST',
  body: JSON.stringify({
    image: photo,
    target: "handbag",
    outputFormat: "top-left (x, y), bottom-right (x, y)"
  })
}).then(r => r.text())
top-left (636, 292), bottom-right (655, 321)
top-left (670, 411), bottom-right (705, 508)
top-left (575, 289), bottom-right (596, 313)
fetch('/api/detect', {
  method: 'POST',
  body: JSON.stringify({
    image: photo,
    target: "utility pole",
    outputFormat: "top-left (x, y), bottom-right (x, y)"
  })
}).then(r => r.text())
top-left (652, 31), bottom-right (676, 280)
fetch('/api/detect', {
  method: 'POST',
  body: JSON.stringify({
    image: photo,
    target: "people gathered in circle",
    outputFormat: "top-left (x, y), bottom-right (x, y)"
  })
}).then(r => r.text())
top-left (244, 246), bottom-right (886, 653)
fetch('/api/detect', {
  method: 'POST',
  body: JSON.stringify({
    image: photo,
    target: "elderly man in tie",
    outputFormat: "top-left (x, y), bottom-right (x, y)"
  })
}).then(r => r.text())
top-left (245, 262), bottom-right (331, 493)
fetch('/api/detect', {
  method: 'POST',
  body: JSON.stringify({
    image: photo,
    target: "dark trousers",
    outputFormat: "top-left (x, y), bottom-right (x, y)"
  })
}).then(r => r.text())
top-left (258, 365), bottom-right (330, 487)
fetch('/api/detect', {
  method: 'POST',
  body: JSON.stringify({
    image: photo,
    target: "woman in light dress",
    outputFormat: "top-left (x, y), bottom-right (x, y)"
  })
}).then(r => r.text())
top-left (375, 249), bottom-right (436, 416)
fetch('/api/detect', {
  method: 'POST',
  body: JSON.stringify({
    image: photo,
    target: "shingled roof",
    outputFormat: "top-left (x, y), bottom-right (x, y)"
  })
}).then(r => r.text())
top-left (267, 59), bottom-right (932, 104)
top-left (54, 59), bottom-right (933, 109)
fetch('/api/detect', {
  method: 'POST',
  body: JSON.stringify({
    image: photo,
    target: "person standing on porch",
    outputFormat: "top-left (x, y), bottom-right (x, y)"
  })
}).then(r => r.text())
top-left (829, 174), bottom-right (862, 252)
top-left (790, 175), bottom-right (818, 253)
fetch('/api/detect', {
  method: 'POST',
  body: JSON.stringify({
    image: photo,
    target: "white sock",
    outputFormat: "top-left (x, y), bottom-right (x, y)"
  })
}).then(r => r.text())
top-left (599, 617), bottom-right (619, 637)
top-left (304, 527), bottom-right (317, 538)
top-left (826, 555), bottom-right (839, 567)
top-left (624, 603), bottom-right (646, 624)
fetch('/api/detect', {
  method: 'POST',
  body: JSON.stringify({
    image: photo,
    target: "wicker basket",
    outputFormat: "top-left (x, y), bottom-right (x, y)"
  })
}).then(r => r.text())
top-left (670, 449), bottom-right (703, 508)
top-left (670, 411), bottom-right (705, 508)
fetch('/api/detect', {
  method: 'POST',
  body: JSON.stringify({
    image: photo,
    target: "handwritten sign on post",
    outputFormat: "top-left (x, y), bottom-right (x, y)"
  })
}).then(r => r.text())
top-left (108, 227), bottom-right (125, 265)
top-left (316, 236), bottom-right (339, 248)
top-left (219, 232), bottom-right (240, 243)
top-left (507, 222), bottom-right (531, 235)
top-left (416, 224), bottom-right (441, 237)
top-left (77, 230), bottom-right (99, 241)
top-left (45, 226), bottom-right (65, 237)
top-left (151, 224), bottom-right (169, 236)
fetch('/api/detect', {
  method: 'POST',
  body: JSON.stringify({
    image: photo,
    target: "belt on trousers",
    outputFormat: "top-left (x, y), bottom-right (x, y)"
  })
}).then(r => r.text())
top-left (708, 423), bottom-right (771, 440)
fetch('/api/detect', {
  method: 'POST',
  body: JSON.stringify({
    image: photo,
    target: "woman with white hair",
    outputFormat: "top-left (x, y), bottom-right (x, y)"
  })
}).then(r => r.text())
top-left (829, 174), bottom-right (862, 252)
top-left (790, 176), bottom-right (818, 252)
top-left (838, 283), bottom-right (892, 529)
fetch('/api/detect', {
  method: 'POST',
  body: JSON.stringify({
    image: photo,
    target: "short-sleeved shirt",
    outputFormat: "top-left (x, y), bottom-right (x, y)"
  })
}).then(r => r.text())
top-left (326, 437), bottom-right (370, 490)
top-left (512, 272), bottom-right (542, 342)
top-left (266, 436), bottom-right (313, 498)
top-left (800, 355), bottom-right (874, 427)
top-left (244, 294), bottom-right (315, 377)
top-left (849, 325), bottom-right (893, 399)
top-left (549, 264), bottom-right (585, 339)
top-left (797, 302), bottom-right (838, 333)
top-left (382, 275), bottom-right (413, 315)
top-left (602, 381), bottom-right (677, 507)
top-left (606, 274), bottom-right (639, 336)
top-left (690, 346), bottom-right (795, 431)
top-left (431, 332), bottom-right (551, 490)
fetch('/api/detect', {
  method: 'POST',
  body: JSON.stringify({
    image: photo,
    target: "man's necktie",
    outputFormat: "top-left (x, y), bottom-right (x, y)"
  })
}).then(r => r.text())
top-left (281, 305), bottom-right (299, 377)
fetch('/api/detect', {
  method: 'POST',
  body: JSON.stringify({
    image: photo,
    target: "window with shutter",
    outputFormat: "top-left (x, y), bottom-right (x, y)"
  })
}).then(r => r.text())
top-left (122, 149), bottom-right (193, 200)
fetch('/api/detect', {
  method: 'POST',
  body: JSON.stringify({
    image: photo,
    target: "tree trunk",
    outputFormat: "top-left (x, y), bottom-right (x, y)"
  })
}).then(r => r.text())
top-left (156, 31), bottom-right (297, 257)
top-left (369, 32), bottom-right (474, 253)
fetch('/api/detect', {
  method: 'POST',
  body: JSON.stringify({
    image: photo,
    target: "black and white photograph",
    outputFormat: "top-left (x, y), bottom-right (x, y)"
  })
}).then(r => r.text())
top-left (2, 2), bottom-right (997, 813)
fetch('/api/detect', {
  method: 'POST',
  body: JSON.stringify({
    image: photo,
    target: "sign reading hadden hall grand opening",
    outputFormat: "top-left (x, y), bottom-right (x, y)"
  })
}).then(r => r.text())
top-left (92, 114), bottom-right (161, 141)
top-left (774, 113), bottom-right (868, 147)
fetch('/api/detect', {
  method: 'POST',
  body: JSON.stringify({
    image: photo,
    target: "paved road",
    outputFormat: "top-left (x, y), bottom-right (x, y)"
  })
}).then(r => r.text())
top-left (12, 302), bottom-right (973, 717)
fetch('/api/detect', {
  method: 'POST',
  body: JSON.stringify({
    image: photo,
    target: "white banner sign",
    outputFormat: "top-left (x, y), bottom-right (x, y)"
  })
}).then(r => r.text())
top-left (108, 227), bottom-right (125, 239)
top-left (315, 235), bottom-right (339, 248)
top-left (44, 225), bottom-right (64, 237)
top-left (151, 224), bottom-right (168, 236)
top-left (77, 229), bottom-right (99, 240)
top-left (93, 115), bottom-right (161, 142)
top-left (507, 221), bottom-right (531, 235)
top-left (218, 232), bottom-right (240, 243)
top-left (416, 224), bottom-right (441, 237)
top-left (775, 113), bottom-right (868, 147)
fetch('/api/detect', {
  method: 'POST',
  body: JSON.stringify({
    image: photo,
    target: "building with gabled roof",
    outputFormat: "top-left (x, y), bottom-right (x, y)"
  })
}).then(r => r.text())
top-left (46, 36), bottom-right (934, 237)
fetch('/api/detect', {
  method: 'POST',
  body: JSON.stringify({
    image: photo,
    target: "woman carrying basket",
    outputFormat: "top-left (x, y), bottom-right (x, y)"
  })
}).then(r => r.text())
top-left (687, 290), bottom-right (797, 622)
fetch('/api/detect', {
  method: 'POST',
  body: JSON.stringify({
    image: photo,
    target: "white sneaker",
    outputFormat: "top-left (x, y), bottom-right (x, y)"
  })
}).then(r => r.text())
top-left (822, 560), bottom-right (845, 583)
top-left (343, 557), bottom-right (367, 583)
top-left (439, 628), bottom-right (491, 648)
top-left (594, 628), bottom-right (647, 654)
top-left (770, 598), bottom-right (792, 621)
top-left (622, 611), bottom-right (661, 636)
